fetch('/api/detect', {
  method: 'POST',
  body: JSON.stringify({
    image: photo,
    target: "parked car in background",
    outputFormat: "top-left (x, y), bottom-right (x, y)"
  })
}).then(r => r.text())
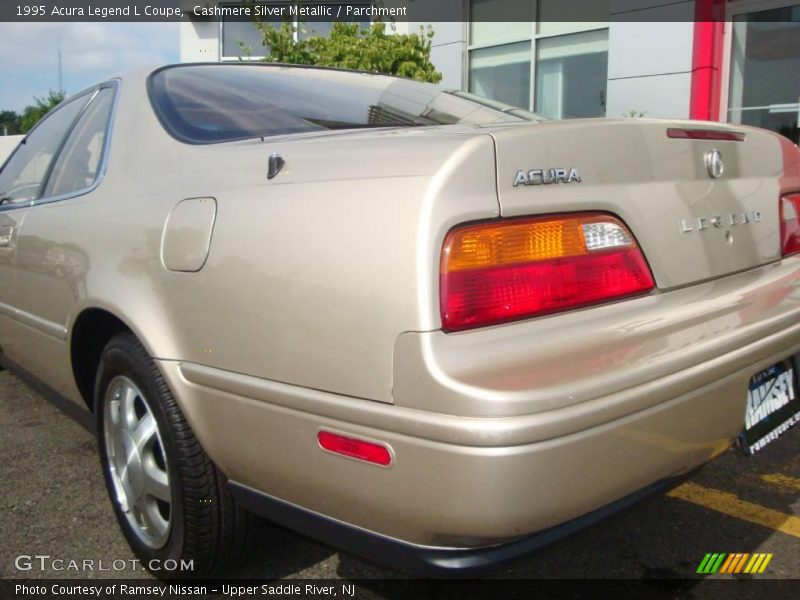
top-left (1, 63), bottom-right (799, 576)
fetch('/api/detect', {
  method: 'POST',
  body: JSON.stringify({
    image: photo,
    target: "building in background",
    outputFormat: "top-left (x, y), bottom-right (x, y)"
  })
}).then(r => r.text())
top-left (0, 135), bottom-right (24, 164)
top-left (180, 0), bottom-right (800, 143)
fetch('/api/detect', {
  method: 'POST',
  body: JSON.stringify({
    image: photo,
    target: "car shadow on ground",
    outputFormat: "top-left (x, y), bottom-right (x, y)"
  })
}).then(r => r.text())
top-left (224, 517), bottom-right (337, 579)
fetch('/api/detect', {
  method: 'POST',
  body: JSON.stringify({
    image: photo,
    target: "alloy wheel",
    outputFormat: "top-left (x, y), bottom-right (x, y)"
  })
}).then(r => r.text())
top-left (102, 375), bottom-right (172, 549)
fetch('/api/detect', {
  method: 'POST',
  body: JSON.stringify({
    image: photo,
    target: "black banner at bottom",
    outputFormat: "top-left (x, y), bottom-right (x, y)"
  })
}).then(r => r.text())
top-left (2, 579), bottom-right (799, 600)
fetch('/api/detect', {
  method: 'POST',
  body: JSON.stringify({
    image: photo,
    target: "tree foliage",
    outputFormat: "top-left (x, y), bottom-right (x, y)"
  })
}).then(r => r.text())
top-left (0, 110), bottom-right (20, 135)
top-left (19, 90), bottom-right (66, 133)
top-left (245, 20), bottom-right (442, 84)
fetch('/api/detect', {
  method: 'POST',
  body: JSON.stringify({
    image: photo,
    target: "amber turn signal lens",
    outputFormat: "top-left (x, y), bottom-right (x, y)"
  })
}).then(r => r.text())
top-left (440, 213), bottom-right (655, 331)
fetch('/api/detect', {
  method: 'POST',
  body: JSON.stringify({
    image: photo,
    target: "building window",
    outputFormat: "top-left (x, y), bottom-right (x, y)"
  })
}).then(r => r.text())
top-left (467, 0), bottom-right (609, 118)
top-left (534, 29), bottom-right (608, 119)
top-left (728, 3), bottom-right (800, 144)
top-left (469, 42), bottom-right (531, 109)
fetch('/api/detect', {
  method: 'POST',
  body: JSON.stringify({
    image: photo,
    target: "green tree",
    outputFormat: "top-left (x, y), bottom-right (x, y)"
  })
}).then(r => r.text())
top-left (0, 110), bottom-right (21, 135)
top-left (246, 20), bottom-right (442, 84)
top-left (19, 90), bottom-right (66, 133)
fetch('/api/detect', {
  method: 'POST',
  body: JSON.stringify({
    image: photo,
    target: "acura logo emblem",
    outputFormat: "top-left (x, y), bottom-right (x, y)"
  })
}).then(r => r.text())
top-left (706, 149), bottom-right (724, 179)
top-left (513, 167), bottom-right (581, 186)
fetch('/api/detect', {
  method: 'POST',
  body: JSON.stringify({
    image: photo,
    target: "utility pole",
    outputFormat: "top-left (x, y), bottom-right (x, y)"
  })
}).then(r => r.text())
top-left (58, 47), bottom-right (63, 95)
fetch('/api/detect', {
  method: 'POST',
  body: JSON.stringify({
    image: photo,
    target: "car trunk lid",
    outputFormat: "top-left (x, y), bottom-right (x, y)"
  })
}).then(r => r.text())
top-left (490, 118), bottom-right (796, 290)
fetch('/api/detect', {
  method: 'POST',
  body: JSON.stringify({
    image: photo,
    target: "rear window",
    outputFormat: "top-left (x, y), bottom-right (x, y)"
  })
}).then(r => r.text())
top-left (148, 64), bottom-right (542, 144)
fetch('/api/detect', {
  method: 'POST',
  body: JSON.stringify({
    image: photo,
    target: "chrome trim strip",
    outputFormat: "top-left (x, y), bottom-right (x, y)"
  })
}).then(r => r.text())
top-left (0, 301), bottom-right (67, 341)
top-left (0, 79), bottom-right (122, 213)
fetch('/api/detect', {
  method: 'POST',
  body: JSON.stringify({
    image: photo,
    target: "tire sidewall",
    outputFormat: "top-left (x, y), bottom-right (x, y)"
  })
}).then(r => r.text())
top-left (95, 337), bottom-right (187, 572)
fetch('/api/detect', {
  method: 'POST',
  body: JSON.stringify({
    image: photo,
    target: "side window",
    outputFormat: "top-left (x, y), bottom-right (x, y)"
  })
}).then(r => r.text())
top-left (44, 87), bottom-right (114, 198)
top-left (0, 93), bottom-right (90, 205)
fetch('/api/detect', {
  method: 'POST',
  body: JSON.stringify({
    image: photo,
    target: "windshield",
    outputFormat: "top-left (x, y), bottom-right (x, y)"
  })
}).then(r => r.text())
top-left (148, 64), bottom-right (544, 144)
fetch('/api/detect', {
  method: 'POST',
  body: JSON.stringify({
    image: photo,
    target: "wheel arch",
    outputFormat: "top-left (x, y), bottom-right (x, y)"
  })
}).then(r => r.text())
top-left (69, 306), bottom-right (163, 412)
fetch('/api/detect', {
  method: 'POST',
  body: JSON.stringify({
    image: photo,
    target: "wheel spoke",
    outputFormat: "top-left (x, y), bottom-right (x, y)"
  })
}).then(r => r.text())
top-left (142, 457), bottom-right (171, 502)
top-left (132, 413), bottom-right (157, 450)
top-left (103, 374), bottom-right (171, 549)
top-left (108, 397), bottom-right (122, 432)
top-left (119, 383), bottom-right (138, 432)
top-left (138, 497), bottom-right (169, 537)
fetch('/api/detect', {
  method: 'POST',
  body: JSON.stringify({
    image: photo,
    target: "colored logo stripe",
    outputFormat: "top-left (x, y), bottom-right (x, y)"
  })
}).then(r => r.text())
top-left (720, 553), bottom-right (748, 573)
top-left (745, 553), bottom-right (773, 574)
top-left (697, 553), bottom-right (726, 574)
top-left (697, 553), bottom-right (773, 574)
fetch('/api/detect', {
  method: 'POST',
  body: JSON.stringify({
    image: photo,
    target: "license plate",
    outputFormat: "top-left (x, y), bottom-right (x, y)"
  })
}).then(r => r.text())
top-left (740, 360), bottom-right (800, 455)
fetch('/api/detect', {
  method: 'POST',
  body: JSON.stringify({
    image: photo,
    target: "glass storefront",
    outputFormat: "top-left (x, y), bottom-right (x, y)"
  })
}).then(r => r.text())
top-left (467, 0), bottom-right (609, 118)
top-left (469, 42), bottom-right (532, 109)
top-left (535, 29), bottom-right (608, 119)
top-left (728, 4), bottom-right (800, 143)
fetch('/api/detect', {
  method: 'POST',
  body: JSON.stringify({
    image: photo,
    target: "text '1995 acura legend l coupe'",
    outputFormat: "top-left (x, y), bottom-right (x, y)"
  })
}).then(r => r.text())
top-left (1, 63), bottom-right (799, 577)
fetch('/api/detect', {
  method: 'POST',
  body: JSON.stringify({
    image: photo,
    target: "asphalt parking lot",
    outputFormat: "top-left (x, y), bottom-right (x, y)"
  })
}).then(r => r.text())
top-left (1, 368), bottom-right (798, 588)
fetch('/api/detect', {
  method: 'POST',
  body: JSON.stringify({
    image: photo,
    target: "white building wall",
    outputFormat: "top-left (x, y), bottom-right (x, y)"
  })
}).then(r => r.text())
top-left (180, 19), bottom-right (220, 62)
top-left (424, 22), bottom-right (467, 89)
top-left (606, 1), bottom-right (696, 118)
top-left (0, 135), bottom-right (24, 164)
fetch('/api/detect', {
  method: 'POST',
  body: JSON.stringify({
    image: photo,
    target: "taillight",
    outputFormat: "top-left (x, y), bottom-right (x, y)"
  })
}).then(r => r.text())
top-left (440, 213), bottom-right (655, 331)
top-left (781, 193), bottom-right (800, 257)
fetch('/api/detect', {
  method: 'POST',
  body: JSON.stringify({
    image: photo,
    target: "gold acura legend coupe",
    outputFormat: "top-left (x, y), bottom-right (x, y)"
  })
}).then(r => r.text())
top-left (1, 63), bottom-right (799, 576)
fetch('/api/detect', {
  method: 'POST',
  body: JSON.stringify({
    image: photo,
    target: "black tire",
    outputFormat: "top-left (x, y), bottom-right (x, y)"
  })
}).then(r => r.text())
top-left (95, 332), bottom-right (249, 578)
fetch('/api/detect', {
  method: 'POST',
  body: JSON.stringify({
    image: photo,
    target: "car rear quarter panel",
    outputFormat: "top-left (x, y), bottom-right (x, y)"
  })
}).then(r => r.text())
top-left (64, 71), bottom-right (501, 404)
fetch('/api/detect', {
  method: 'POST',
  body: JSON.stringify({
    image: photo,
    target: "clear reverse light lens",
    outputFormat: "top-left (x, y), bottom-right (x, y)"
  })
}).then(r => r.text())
top-left (582, 221), bottom-right (634, 251)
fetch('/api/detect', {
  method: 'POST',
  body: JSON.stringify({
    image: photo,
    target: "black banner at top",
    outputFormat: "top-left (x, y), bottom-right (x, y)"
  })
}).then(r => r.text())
top-left (0, 0), bottom-right (739, 23)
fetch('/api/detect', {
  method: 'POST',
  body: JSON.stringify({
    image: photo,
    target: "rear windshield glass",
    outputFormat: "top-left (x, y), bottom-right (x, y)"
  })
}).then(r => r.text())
top-left (148, 64), bottom-right (543, 144)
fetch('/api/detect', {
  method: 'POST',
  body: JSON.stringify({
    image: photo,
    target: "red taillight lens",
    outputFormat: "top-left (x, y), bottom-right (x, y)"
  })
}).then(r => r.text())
top-left (317, 431), bottom-right (392, 466)
top-left (440, 213), bottom-right (655, 331)
top-left (781, 193), bottom-right (800, 257)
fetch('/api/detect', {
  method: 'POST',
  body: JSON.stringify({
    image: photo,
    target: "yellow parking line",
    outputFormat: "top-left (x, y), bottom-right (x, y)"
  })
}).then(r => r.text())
top-left (761, 473), bottom-right (800, 492)
top-left (667, 482), bottom-right (800, 539)
top-left (781, 456), bottom-right (800, 472)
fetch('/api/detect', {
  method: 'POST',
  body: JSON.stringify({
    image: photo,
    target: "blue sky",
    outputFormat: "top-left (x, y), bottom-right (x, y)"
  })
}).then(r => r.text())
top-left (0, 22), bottom-right (179, 113)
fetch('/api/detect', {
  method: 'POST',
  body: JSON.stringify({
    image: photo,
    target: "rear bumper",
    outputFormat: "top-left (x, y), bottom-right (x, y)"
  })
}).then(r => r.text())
top-left (228, 472), bottom-right (690, 576)
top-left (158, 258), bottom-right (800, 570)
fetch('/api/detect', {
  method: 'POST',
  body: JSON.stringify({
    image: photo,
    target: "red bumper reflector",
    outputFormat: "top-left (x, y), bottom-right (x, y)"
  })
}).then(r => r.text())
top-left (667, 128), bottom-right (745, 142)
top-left (317, 431), bottom-right (392, 466)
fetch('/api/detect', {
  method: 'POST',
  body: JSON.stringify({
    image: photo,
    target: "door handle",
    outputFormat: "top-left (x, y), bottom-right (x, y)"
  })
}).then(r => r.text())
top-left (0, 225), bottom-right (13, 247)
